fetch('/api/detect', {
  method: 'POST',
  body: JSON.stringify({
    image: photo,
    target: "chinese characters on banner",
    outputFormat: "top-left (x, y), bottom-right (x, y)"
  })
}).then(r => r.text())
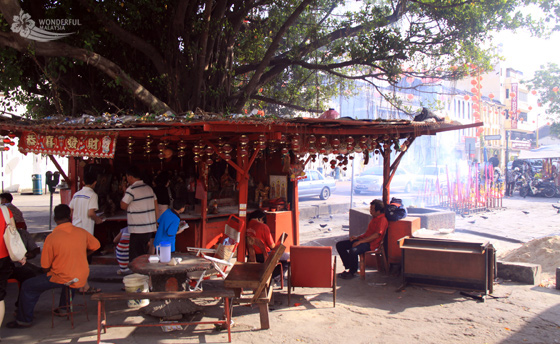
top-left (511, 83), bottom-right (518, 129)
top-left (18, 131), bottom-right (118, 158)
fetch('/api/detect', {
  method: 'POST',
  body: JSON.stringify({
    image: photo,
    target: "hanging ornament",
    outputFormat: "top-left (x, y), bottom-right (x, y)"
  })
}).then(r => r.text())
top-left (308, 135), bottom-right (316, 144)
top-left (239, 148), bottom-right (248, 157)
top-left (471, 87), bottom-right (478, 93)
top-left (531, 90), bottom-right (537, 95)
top-left (239, 135), bottom-right (249, 145)
top-left (464, 95), bottom-right (470, 101)
top-left (319, 136), bottom-right (328, 145)
top-left (510, 92), bottom-right (516, 98)
top-left (223, 153), bottom-right (232, 161)
top-left (144, 134), bottom-right (153, 154)
top-left (281, 147), bottom-right (289, 155)
top-left (319, 147), bottom-right (327, 155)
top-left (331, 138), bottom-right (340, 148)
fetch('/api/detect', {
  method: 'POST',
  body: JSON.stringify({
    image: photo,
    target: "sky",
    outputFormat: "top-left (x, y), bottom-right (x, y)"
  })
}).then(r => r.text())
top-left (494, 30), bottom-right (560, 79)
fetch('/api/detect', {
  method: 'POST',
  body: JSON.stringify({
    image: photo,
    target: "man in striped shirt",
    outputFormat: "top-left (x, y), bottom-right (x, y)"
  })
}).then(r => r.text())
top-left (120, 166), bottom-right (159, 263)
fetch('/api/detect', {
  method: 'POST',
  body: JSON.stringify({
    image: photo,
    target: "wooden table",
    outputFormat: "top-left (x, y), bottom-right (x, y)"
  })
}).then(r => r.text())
top-left (129, 253), bottom-right (211, 291)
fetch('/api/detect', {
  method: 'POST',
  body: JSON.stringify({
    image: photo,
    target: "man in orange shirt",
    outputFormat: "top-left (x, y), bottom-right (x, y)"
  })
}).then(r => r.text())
top-left (336, 199), bottom-right (388, 279)
top-left (7, 204), bottom-right (100, 328)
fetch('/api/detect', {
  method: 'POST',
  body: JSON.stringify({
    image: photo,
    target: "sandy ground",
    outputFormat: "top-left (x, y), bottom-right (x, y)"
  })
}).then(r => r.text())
top-left (2, 193), bottom-right (560, 343)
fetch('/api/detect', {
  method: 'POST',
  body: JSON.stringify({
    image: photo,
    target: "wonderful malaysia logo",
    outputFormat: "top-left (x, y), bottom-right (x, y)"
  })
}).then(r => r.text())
top-left (11, 10), bottom-right (80, 42)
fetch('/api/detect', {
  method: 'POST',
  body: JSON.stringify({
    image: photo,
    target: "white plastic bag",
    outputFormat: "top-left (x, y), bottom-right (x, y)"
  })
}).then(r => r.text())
top-left (1, 205), bottom-right (27, 261)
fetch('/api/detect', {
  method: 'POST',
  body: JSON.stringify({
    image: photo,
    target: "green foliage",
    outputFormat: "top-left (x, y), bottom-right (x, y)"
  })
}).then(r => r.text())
top-left (526, 62), bottom-right (560, 120)
top-left (0, 0), bottom-right (558, 118)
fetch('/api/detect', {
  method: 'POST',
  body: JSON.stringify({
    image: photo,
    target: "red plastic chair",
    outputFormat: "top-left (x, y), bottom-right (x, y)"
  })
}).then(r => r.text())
top-left (288, 246), bottom-right (336, 307)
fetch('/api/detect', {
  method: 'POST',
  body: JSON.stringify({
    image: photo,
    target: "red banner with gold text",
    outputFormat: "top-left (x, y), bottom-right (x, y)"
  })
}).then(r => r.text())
top-left (18, 131), bottom-right (118, 158)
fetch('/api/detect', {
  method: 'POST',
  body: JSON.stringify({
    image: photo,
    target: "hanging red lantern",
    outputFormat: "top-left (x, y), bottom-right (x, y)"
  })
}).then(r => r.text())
top-left (517, 109), bottom-right (521, 114)
top-left (538, 102), bottom-right (542, 107)
top-left (319, 147), bottom-right (327, 154)
top-left (8, 133), bottom-right (16, 139)
top-left (531, 90), bottom-right (537, 95)
top-left (3, 147), bottom-right (8, 151)
top-left (473, 104), bottom-right (479, 110)
top-left (281, 147), bottom-right (289, 155)
top-left (470, 79), bottom-right (477, 85)
top-left (331, 138), bottom-right (340, 147)
top-left (464, 95), bottom-right (470, 101)
top-left (406, 77), bottom-right (414, 83)
top-left (3, 138), bottom-right (11, 144)
top-left (528, 106), bottom-right (533, 110)
top-left (471, 87), bottom-right (478, 93)
top-left (488, 93), bottom-right (494, 99)
top-left (510, 92), bottom-right (516, 98)
top-left (553, 87), bottom-right (559, 93)
top-left (222, 143), bottom-right (233, 153)
top-left (407, 94), bottom-right (414, 100)
top-left (472, 96), bottom-right (478, 102)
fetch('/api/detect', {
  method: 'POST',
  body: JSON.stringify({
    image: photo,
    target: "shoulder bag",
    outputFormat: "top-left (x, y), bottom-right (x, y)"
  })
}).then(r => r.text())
top-left (1, 205), bottom-right (27, 261)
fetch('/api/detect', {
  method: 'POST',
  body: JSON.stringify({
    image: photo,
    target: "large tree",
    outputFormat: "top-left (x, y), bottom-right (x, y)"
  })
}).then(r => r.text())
top-left (527, 62), bottom-right (560, 120)
top-left (0, 0), bottom-right (557, 118)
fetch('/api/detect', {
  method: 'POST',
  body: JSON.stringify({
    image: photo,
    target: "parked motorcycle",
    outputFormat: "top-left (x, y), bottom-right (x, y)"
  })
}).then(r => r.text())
top-left (519, 176), bottom-right (557, 198)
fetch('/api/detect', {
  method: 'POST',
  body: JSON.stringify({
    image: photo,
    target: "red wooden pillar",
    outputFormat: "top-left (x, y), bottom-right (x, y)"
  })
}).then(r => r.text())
top-left (382, 143), bottom-right (391, 206)
top-left (236, 149), bottom-right (250, 262)
top-left (292, 178), bottom-right (300, 246)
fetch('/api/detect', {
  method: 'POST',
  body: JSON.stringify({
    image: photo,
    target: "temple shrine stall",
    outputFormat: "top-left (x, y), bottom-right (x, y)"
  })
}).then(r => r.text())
top-left (0, 116), bottom-right (481, 260)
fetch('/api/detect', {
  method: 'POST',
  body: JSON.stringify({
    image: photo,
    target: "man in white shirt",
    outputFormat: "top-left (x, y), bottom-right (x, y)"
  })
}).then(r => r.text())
top-left (69, 172), bottom-right (103, 235)
top-left (121, 166), bottom-right (159, 262)
top-left (69, 171), bottom-right (103, 293)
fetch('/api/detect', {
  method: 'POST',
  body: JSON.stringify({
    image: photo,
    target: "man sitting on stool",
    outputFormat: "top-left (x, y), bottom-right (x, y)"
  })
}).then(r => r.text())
top-left (7, 204), bottom-right (100, 328)
top-left (336, 199), bottom-right (388, 280)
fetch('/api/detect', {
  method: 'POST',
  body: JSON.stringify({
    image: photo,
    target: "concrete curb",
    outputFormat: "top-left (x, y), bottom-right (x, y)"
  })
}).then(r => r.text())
top-left (298, 202), bottom-right (350, 218)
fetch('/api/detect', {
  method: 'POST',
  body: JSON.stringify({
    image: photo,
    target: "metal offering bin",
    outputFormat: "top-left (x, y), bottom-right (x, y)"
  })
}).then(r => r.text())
top-left (399, 237), bottom-right (495, 294)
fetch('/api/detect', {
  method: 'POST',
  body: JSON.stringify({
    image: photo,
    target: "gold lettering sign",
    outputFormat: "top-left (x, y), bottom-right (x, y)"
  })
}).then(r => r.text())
top-left (25, 133), bottom-right (37, 147)
top-left (86, 137), bottom-right (99, 151)
top-left (45, 135), bottom-right (56, 148)
top-left (66, 136), bottom-right (79, 150)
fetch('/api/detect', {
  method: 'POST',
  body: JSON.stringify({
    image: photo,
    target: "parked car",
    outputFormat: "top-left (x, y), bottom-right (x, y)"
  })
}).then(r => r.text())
top-left (298, 170), bottom-right (336, 200)
top-left (353, 165), bottom-right (413, 194)
top-left (411, 165), bottom-right (451, 192)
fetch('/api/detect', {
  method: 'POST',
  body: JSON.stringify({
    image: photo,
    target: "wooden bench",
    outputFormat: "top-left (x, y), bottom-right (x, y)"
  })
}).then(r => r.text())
top-left (224, 243), bottom-right (286, 329)
top-left (91, 280), bottom-right (236, 343)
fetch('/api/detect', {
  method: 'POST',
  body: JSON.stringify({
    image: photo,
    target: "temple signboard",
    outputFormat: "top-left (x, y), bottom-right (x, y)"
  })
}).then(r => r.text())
top-left (19, 130), bottom-right (118, 158)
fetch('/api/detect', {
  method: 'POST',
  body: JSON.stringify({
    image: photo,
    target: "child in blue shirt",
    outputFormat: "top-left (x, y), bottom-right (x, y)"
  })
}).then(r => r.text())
top-left (155, 199), bottom-right (187, 252)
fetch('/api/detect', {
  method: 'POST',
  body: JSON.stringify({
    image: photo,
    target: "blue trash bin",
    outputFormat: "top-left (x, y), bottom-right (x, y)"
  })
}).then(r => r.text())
top-left (32, 174), bottom-right (43, 195)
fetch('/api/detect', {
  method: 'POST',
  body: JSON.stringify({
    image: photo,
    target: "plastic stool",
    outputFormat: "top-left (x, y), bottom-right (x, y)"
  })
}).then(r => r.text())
top-left (51, 280), bottom-right (89, 328)
top-left (7, 278), bottom-right (20, 289)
